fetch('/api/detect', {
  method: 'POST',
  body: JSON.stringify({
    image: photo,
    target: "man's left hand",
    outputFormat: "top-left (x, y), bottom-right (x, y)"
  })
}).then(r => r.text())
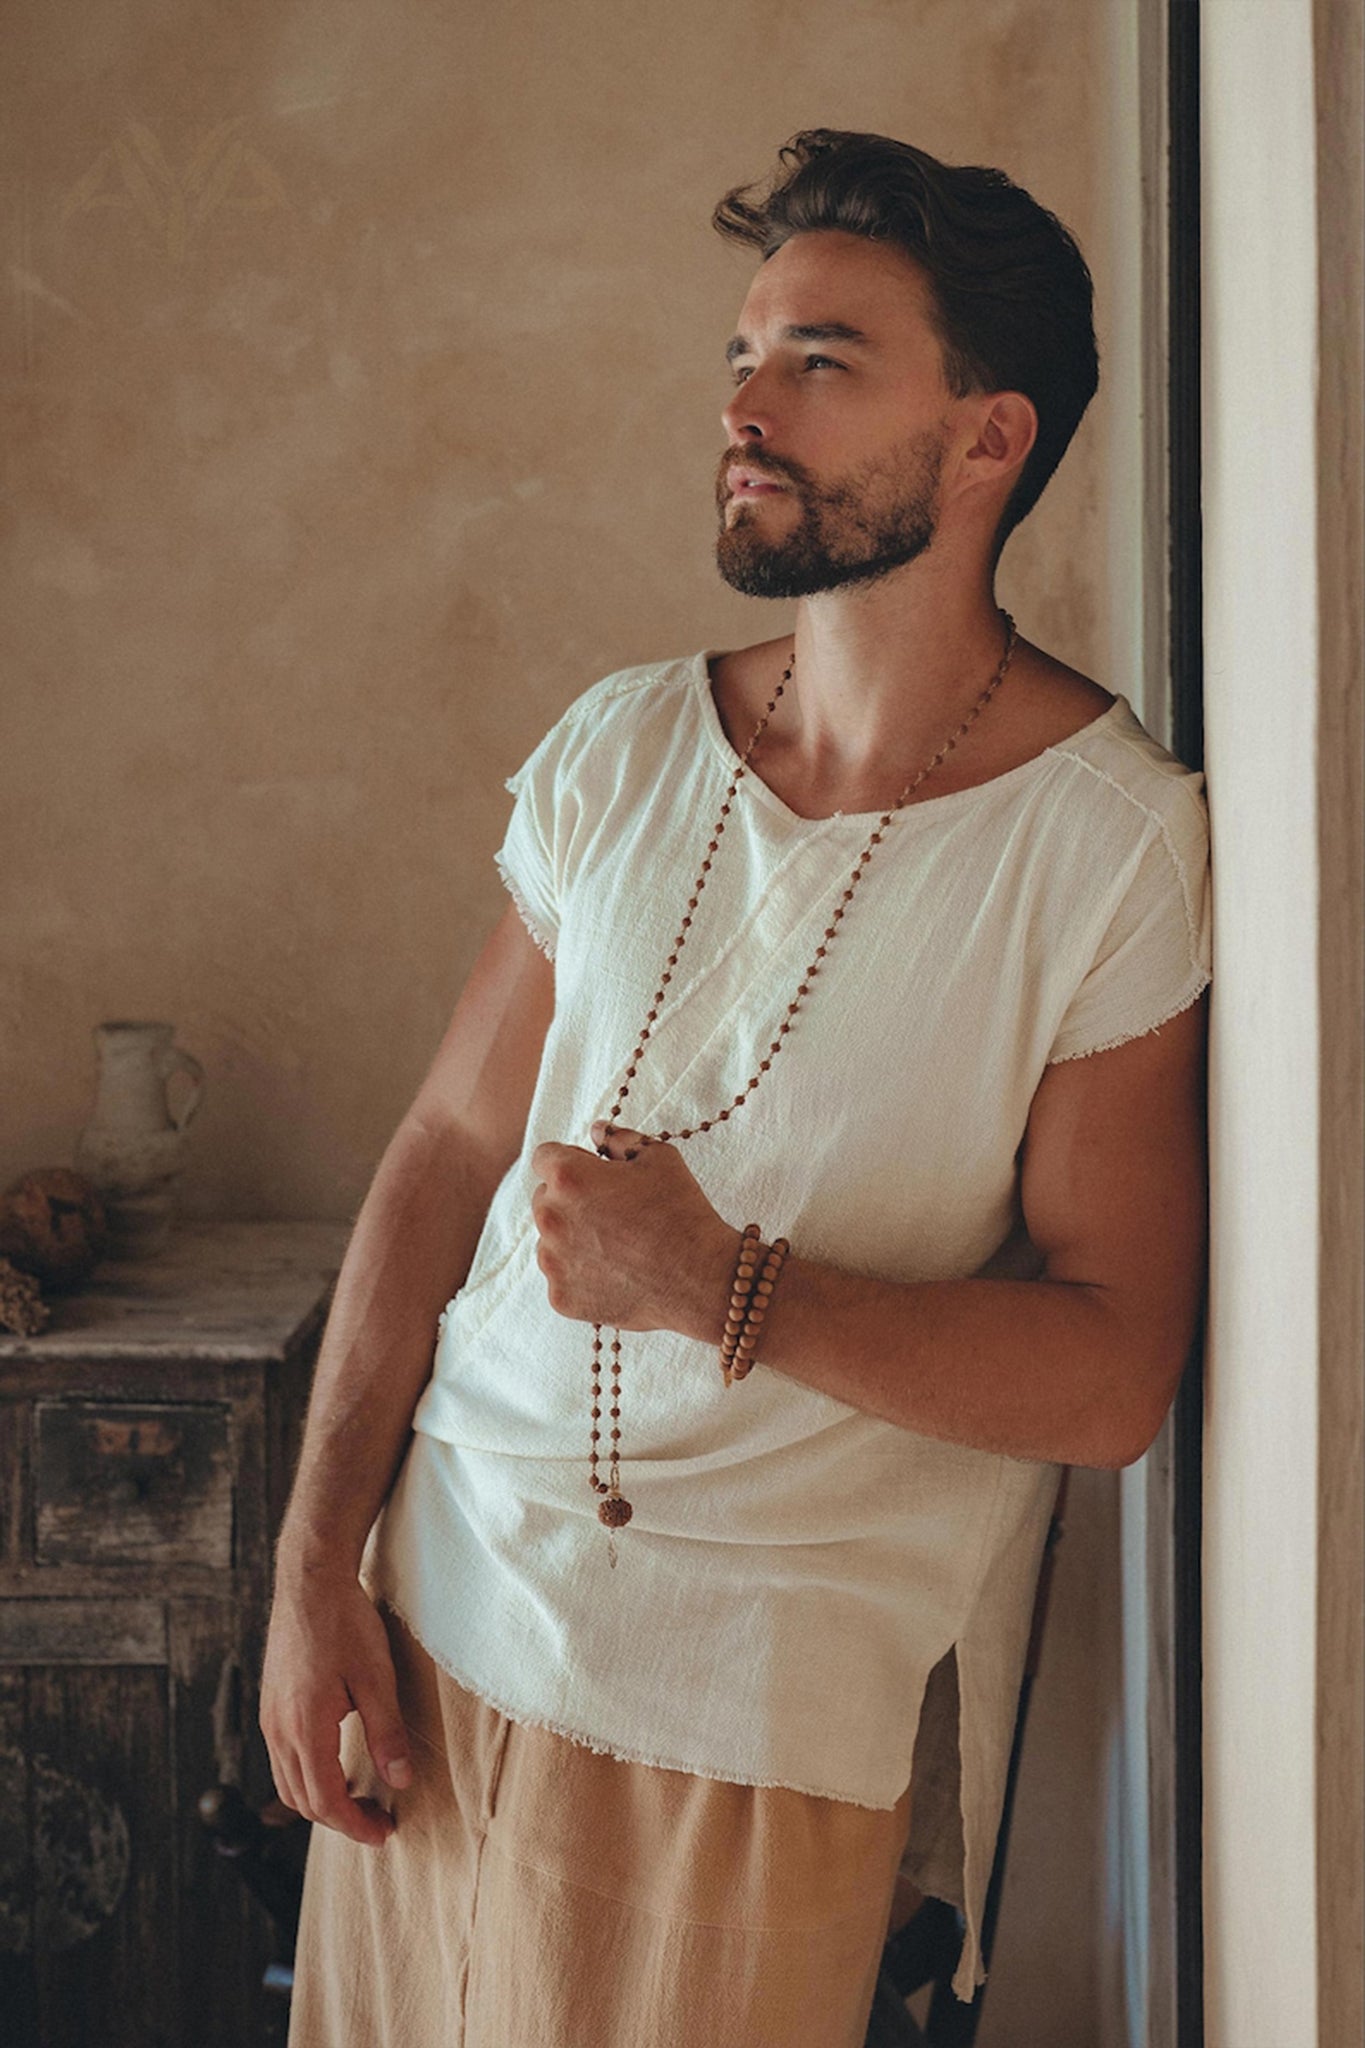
top-left (529, 1123), bottom-right (735, 1338)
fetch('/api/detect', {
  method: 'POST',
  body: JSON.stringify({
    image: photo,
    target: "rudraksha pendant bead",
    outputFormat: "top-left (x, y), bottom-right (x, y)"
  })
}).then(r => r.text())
top-left (598, 1493), bottom-right (633, 1528)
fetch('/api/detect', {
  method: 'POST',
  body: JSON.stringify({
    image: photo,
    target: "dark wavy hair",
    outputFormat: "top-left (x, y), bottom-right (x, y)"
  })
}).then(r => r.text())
top-left (713, 130), bottom-right (1099, 555)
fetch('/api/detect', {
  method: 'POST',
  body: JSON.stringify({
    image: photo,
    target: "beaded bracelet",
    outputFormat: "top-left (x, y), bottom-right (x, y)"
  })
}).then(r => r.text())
top-left (719, 1224), bottom-right (762, 1386)
top-left (729, 1238), bottom-right (790, 1383)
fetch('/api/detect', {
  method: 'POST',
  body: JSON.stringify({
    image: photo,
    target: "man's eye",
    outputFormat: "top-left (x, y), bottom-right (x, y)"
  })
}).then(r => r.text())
top-left (729, 355), bottom-right (843, 384)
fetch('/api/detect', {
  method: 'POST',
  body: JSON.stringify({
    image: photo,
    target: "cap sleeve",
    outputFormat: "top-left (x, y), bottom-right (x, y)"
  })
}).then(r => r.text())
top-left (490, 663), bottom-right (665, 962)
top-left (493, 726), bottom-right (567, 962)
top-left (1046, 792), bottom-right (1212, 1064)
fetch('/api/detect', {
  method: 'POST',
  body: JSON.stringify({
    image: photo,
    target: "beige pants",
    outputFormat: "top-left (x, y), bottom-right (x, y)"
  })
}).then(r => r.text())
top-left (288, 1602), bottom-right (914, 2048)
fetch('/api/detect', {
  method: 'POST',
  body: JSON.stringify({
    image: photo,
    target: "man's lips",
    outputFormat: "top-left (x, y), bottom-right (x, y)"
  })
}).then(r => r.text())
top-left (726, 466), bottom-right (790, 497)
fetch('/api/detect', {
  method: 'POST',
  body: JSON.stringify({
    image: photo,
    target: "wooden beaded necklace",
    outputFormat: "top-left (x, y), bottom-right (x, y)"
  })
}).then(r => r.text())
top-left (588, 611), bottom-right (1019, 1562)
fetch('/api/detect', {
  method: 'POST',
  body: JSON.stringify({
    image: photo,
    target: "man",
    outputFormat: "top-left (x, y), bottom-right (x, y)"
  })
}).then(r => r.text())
top-left (264, 131), bottom-right (1210, 2047)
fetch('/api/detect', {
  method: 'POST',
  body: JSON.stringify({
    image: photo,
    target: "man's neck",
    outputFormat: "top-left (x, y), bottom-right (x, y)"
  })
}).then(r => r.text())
top-left (787, 560), bottom-right (1012, 783)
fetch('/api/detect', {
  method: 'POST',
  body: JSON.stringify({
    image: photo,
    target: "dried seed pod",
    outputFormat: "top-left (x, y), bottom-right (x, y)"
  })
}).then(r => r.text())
top-left (0, 1256), bottom-right (50, 1336)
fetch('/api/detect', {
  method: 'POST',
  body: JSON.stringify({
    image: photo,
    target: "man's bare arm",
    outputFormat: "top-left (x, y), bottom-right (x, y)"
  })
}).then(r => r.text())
top-left (261, 903), bottom-right (554, 1844)
top-left (558, 991), bottom-right (1208, 1470)
top-left (275, 903), bottom-right (555, 1577)
top-left (691, 993), bottom-right (1209, 1468)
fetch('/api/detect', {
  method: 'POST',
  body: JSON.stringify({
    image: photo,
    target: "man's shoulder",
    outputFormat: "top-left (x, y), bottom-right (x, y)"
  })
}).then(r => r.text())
top-left (705, 634), bottom-right (793, 688)
top-left (1050, 689), bottom-right (1206, 815)
top-left (506, 652), bottom-right (704, 798)
top-left (1041, 692), bottom-right (1210, 904)
top-left (552, 650), bottom-right (701, 733)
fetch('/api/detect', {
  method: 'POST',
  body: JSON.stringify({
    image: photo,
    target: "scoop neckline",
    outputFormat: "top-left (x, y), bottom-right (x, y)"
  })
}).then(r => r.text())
top-left (689, 648), bottom-right (1128, 828)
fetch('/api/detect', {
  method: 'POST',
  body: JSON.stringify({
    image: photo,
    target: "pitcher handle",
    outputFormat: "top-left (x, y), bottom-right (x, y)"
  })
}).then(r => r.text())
top-left (158, 1047), bottom-right (206, 1132)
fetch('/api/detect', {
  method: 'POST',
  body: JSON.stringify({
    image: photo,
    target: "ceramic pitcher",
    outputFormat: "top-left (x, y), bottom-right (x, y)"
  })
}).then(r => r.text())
top-left (75, 1022), bottom-right (206, 1253)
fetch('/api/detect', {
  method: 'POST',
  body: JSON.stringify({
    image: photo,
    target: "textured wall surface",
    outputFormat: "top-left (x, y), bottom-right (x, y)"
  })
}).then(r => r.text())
top-left (3, 7), bottom-right (1117, 2042)
top-left (3, 0), bottom-right (1110, 1220)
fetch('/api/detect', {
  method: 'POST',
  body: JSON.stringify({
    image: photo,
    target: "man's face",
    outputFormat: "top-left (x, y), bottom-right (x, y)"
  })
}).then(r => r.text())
top-left (715, 230), bottom-right (956, 599)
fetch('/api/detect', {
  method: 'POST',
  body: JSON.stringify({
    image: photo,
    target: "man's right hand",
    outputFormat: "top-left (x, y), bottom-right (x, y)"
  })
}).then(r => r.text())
top-left (260, 1571), bottom-right (413, 1848)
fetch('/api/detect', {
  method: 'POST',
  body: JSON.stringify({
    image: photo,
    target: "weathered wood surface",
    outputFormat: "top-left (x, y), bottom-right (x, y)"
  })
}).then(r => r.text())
top-left (170, 1597), bottom-right (273, 2048)
top-left (23, 1663), bottom-right (176, 2046)
top-left (0, 1223), bottom-right (341, 2047)
top-left (34, 1399), bottom-right (234, 1569)
top-left (0, 1599), bottom-right (167, 1666)
top-left (0, 1221), bottom-right (349, 1364)
top-left (0, 1560), bottom-right (252, 1602)
top-left (0, 1400), bottom-right (24, 1566)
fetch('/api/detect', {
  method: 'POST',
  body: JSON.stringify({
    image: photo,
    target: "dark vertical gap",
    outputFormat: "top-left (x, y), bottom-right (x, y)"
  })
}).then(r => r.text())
top-left (1167, 3), bottom-right (1205, 2045)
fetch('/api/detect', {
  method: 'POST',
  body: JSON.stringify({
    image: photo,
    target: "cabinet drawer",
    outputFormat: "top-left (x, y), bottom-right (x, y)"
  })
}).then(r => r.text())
top-left (33, 1402), bottom-right (233, 1569)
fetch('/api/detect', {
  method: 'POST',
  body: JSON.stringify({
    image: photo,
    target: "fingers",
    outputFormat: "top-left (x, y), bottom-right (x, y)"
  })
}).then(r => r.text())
top-left (348, 1670), bottom-right (413, 1792)
top-left (267, 1747), bottom-right (306, 1821)
top-left (530, 1138), bottom-right (587, 1179)
top-left (259, 1580), bottom-right (418, 1850)
top-left (589, 1121), bottom-right (651, 1160)
top-left (534, 1130), bottom-right (653, 1177)
top-left (264, 1681), bottom-right (401, 1849)
top-left (298, 1737), bottom-right (395, 1848)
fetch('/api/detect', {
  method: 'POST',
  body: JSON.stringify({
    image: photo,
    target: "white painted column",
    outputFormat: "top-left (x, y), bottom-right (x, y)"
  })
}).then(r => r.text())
top-left (1200, 5), bottom-right (1321, 2045)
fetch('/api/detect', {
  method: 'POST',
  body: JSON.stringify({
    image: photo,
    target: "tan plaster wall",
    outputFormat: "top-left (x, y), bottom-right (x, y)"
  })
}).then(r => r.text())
top-left (2, 0), bottom-right (1110, 1223)
top-left (3, 7), bottom-right (1117, 2041)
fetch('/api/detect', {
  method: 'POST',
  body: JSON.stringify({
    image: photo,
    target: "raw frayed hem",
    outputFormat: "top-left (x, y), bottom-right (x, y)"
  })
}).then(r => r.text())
top-left (1045, 967), bottom-right (1211, 1065)
top-left (493, 852), bottom-right (556, 961)
top-left (369, 1582), bottom-right (900, 1813)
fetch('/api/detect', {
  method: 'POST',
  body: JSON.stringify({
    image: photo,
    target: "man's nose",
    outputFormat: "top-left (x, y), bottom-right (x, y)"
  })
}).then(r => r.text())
top-left (721, 373), bottom-right (773, 444)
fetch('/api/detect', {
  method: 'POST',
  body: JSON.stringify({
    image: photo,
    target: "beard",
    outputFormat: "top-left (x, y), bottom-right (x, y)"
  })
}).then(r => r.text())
top-left (714, 427), bottom-right (946, 599)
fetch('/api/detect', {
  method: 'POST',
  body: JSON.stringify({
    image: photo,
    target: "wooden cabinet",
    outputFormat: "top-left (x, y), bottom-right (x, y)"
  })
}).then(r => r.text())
top-left (0, 1222), bottom-right (348, 2048)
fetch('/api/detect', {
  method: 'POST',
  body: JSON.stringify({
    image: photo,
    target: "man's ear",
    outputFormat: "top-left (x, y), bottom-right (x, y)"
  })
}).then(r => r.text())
top-left (954, 391), bottom-right (1038, 500)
